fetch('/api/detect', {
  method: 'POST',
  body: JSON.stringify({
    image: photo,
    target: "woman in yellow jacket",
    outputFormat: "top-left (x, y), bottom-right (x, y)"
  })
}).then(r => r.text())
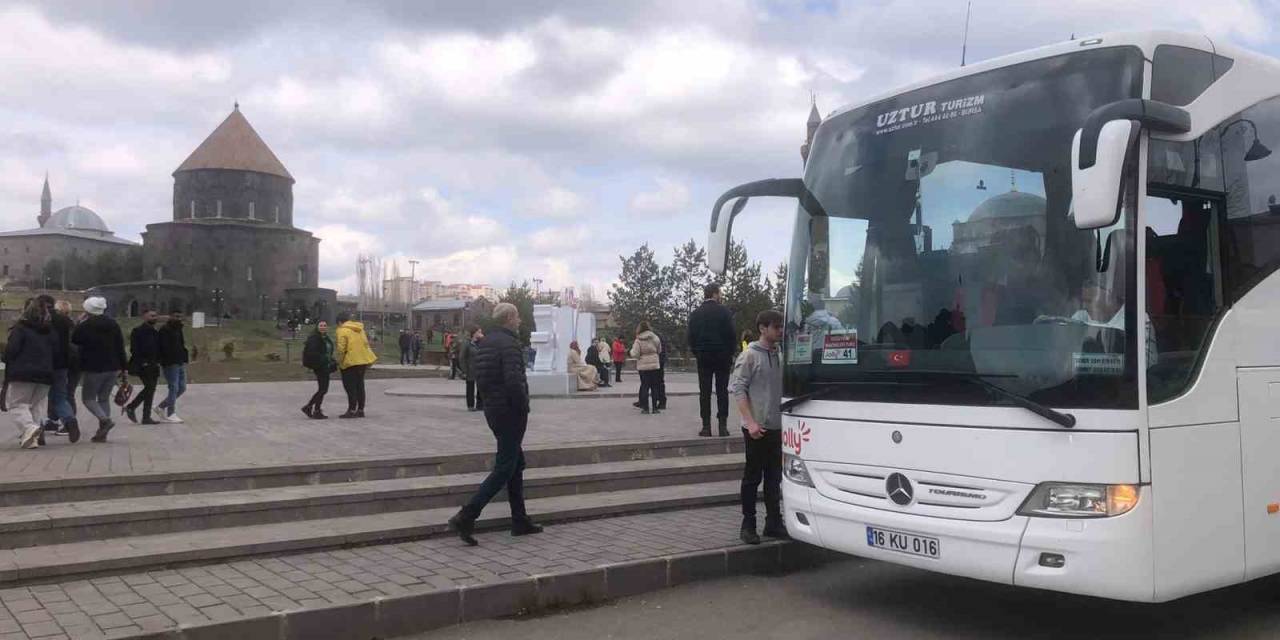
top-left (334, 312), bottom-right (377, 418)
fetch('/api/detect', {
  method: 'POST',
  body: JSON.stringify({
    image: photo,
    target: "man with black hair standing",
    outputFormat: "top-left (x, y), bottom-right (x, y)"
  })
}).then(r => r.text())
top-left (732, 309), bottom-right (786, 545)
top-left (688, 283), bottom-right (737, 437)
top-left (125, 310), bottom-right (162, 425)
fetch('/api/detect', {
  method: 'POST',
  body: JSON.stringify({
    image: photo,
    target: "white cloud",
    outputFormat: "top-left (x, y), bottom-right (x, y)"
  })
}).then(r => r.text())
top-left (629, 177), bottom-right (690, 213)
top-left (518, 186), bottom-right (585, 219)
top-left (527, 224), bottom-right (590, 254)
top-left (378, 32), bottom-right (538, 103)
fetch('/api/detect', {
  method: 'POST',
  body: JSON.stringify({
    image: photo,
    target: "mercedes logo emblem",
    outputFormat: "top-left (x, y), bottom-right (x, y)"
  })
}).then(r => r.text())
top-left (886, 472), bottom-right (914, 506)
top-left (891, 430), bottom-right (903, 444)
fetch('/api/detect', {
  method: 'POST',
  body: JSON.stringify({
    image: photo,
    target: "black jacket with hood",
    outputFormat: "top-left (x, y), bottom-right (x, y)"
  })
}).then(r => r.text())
top-left (71, 314), bottom-right (127, 373)
top-left (473, 327), bottom-right (529, 414)
top-left (3, 319), bottom-right (58, 384)
top-left (687, 299), bottom-right (736, 356)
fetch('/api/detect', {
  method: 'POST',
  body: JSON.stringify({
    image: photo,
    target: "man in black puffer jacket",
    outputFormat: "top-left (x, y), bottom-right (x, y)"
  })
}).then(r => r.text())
top-left (448, 303), bottom-right (542, 546)
top-left (71, 296), bottom-right (127, 442)
top-left (687, 283), bottom-right (737, 437)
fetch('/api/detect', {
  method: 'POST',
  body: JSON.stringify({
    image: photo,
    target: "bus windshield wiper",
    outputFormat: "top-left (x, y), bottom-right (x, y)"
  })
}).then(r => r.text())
top-left (915, 371), bottom-right (1076, 429)
top-left (780, 379), bottom-right (921, 412)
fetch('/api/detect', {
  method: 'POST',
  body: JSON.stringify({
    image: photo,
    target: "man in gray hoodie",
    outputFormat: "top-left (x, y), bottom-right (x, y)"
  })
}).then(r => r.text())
top-left (730, 309), bottom-right (785, 545)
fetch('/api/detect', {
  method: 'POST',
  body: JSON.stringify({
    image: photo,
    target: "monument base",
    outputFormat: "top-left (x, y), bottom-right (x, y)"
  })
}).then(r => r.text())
top-left (526, 372), bottom-right (574, 396)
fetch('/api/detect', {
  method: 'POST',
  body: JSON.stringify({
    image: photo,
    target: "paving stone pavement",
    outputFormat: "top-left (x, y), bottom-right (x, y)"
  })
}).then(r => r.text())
top-left (0, 505), bottom-right (747, 639)
top-left (0, 374), bottom-right (740, 483)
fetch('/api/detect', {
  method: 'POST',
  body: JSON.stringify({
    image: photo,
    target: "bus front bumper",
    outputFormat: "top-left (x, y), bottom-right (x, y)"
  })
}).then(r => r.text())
top-left (784, 481), bottom-right (1156, 601)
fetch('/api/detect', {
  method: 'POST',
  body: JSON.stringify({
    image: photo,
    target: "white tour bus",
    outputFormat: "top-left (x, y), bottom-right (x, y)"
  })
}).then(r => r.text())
top-left (708, 31), bottom-right (1280, 602)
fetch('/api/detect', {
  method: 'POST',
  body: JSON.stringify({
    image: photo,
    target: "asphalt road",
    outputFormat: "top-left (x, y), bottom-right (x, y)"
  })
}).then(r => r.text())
top-left (413, 556), bottom-right (1280, 640)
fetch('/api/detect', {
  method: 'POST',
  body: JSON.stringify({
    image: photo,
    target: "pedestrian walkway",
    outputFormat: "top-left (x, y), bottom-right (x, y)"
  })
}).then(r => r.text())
top-left (0, 378), bottom-right (739, 483)
top-left (384, 372), bottom-right (700, 399)
top-left (0, 506), bottom-right (827, 639)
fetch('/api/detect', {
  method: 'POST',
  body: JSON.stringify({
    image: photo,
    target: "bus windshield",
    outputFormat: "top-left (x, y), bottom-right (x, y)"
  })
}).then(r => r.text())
top-left (786, 46), bottom-right (1145, 410)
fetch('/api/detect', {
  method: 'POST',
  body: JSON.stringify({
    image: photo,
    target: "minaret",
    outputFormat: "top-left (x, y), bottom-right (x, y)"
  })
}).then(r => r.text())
top-left (38, 173), bottom-right (52, 227)
top-left (800, 96), bottom-right (822, 166)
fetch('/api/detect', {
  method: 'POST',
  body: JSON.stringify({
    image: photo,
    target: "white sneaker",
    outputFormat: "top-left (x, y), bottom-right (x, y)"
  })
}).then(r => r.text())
top-left (20, 425), bottom-right (41, 449)
top-left (165, 414), bottom-right (184, 424)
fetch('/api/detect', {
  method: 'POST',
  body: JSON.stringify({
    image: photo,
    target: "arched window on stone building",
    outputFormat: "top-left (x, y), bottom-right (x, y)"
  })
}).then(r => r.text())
top-left (248, 201), bottom-right (256, 219)
top-left (247, 266), bottom-right (253, 282)
top-left (216, 200), bottom-right (223, 218)
top-left (189, 201), bottom-right (195, 218)
top-left (155, 266), bottom-right (163, 280)
top-left (297, 266), bottom-right (305, 285)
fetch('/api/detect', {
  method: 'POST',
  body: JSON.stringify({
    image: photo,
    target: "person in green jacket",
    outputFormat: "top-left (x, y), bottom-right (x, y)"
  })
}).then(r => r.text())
top-left (301, 321), bottom-right (336, 419)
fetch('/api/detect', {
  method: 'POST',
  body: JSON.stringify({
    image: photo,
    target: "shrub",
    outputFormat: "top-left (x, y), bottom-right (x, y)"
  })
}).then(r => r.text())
top-left (222, 341), bottom-right (235, 360)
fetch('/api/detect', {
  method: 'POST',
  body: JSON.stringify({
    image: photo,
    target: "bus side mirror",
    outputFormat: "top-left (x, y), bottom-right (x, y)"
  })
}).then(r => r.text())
top-left (1070, 99), bottom-right (1191, 230)
top-left (1070, 121), bottom-right (1137, 230)
top-left (708, 178), bottom-right (825, 274)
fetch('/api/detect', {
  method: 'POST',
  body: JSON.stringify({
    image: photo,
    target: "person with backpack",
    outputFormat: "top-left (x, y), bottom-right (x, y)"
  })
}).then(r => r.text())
top-left (301, 320), bottom-right (336, 419)
top-left (71, 296), bottom-right (127, 443)
top-left (4, 299), bottom-right (58, 449)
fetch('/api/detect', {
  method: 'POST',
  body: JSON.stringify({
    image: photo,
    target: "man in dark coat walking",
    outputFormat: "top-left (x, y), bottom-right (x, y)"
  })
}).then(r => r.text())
top-left (124, 310), bottom-right (162, 425)
top-left (448, 303), bottom-right (543, 545)
top-left (687, 283), bottom-right (737, 437)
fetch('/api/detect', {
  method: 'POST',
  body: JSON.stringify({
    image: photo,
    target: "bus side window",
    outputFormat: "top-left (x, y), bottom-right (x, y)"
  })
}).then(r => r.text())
top-left (1221, 96), bottom-right (1280, 302)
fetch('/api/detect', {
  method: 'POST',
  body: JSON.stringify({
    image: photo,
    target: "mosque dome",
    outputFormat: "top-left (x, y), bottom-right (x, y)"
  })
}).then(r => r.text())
top-left (46, 205), bottom-right (111, 233)
top-left (968, 190), bottom-right (1047, 222)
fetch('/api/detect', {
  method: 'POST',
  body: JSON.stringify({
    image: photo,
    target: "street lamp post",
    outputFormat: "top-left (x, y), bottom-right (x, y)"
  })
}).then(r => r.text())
top-left (259, 294), bottom-right (268, 321)
top-left (211, 288), bottom-right (225, 323)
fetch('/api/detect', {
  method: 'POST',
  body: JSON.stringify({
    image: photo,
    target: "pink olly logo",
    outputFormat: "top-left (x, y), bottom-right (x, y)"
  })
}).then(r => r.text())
top-left (783, 422), bottom-right (812, 455)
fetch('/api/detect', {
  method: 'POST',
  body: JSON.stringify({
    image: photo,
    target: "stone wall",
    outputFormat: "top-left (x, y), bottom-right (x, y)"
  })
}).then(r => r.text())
top-left (141, 221), bottom-right (319, 317)
top-left (0, 234), bottom-right (135, 286)
top-left (172, 169), bottom-right (294, 226)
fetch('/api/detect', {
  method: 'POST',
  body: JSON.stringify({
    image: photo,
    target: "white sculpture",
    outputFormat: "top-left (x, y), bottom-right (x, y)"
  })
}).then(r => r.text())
top-left (527, 302), bottom-right (600, 395)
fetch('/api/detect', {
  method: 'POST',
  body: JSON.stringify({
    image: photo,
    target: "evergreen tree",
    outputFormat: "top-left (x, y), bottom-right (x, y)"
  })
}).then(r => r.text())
top-left (770, 262), bottom-right (788, 312)
top-left (609, 244), bottom-right (668, 341)
top-left (661, 240), bottom-right (711, 354)
top-left (719, 240), bottom-right (772, 340)
top-left (498, 280), bottom-right (536, 345)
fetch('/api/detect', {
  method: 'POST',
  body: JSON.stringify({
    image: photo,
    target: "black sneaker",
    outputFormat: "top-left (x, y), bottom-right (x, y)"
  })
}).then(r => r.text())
top-left (354, 410), bottom-right (366, 418)
top-left (338, 412), bottom-right (358, 419)
top-left (448, 513), bottom-right (478, 546)
top-left (511, 519), bottom-right (544, 536)
top-left (301, 405), bottom-right (314, 418)
top-left (141, 418), bottom-right (160, 425)
top-left (698, 426), bottom-right (712, 437)
top-left (311, 410), bottom-right (328, 420)
top-left (640, 408), bottom-right (651, 414)
top-left (65, 420), bottom-right (80, 444)
top-left (740, 525), bottom-right (761, 545)
top-left (91, 419), bottom-right (114, 443)
top-left (125, 407), bottom-right (138, 424)
top-left (718, 423), bottom-right (731, 438)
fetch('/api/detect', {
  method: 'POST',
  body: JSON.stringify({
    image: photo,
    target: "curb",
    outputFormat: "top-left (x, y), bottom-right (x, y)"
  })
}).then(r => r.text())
top-left (124, 541), bottom-right (841, 639)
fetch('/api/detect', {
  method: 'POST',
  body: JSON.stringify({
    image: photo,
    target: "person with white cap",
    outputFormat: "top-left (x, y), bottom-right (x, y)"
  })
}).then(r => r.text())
top-left (71, 296), bottom-right (127, 442)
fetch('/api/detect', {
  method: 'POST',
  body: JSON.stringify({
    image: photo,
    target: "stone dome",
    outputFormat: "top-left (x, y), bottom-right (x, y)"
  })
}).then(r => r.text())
top-left (46, 205), bottom-right (111, 233)
top-left (968, 190), bottom-right (1046, 222)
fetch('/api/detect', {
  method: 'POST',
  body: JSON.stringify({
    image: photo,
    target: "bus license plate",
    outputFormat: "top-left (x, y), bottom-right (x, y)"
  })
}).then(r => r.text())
top-left (866, 526), bottom-right (940, 559)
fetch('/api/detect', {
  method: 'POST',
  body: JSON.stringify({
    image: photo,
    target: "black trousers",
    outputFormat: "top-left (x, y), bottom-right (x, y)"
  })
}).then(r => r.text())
top-left (637, 369), bottom-right (660, 410)
top-left (594, 363), bottom-right (609, 385)
top-left (613, 361), bottom-right (622, 382)
top-left (465, 379), bottom-right (483, 409)
top-left (460, 408), bottom-right (528, 521)
top-left (741, 428), bottom-right (783, 525)
top-left (340, 364), bottom-right (368, 412)
top-left (449, 358), bottom-right (459, 379)
top-left (696, 352), bottom-right (733, 427)
top-left (400, 348), bottom-right (411, 365)
top-left (126, 365), bottom-right (160, 419)
top-left (655, 364), bottom-right (667, 407)
top-left (308, 369), bottom-right (330, 410)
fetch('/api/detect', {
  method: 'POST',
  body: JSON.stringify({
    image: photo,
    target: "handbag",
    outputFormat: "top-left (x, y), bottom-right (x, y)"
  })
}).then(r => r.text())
top-left (114, 376), bottom-right (133, 407)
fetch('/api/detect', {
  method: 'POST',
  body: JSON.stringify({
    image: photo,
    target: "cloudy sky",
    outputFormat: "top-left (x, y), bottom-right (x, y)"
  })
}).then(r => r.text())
top-left (1, 0), bottom-right (1277, 296)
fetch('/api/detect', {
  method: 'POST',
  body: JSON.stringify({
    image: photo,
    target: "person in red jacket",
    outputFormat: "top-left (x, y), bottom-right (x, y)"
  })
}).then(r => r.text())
top-left (610, 336), bottom-right (626, 383)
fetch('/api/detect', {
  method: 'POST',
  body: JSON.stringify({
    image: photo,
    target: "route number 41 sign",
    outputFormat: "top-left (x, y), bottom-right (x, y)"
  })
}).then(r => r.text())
top-left (822, 329), bottom-right (858, 364)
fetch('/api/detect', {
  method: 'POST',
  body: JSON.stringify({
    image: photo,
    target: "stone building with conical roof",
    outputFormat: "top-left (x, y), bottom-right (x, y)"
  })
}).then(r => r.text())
top-left (90, 105), bottom-right (335, 320)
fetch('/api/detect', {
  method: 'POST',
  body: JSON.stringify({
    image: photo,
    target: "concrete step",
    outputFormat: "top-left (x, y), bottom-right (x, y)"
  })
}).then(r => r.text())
top-left (0, 455), bottom-right (743, 548)
top-left (0, 436), bottom-right (744, 507)
top-left (0, 481), bottom-right (742, 585)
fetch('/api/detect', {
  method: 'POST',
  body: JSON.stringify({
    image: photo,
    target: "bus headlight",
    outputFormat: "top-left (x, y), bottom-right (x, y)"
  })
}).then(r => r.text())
top-left (1017, 483), bottom-right (1140, 518)
top-left (783, 454), bottom-right (814, 487)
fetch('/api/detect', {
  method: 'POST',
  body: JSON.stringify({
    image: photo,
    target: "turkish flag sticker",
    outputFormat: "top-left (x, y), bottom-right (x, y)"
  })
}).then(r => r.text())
top-left (888, 351), bottom-right (912, 367)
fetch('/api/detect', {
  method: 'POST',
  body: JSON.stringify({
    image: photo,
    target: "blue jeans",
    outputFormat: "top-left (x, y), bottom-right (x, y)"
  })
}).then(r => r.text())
top-left (49, 369), bottom-right (78, 424)
top-left (160, 365), bottom-right (187, 416)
